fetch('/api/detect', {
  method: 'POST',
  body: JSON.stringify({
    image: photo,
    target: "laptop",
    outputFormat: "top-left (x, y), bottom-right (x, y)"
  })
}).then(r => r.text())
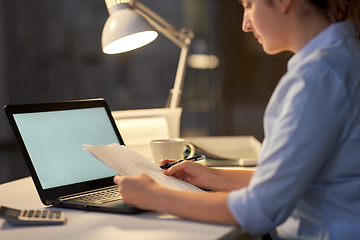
top-left (4, 98), bottom-right (142, 214)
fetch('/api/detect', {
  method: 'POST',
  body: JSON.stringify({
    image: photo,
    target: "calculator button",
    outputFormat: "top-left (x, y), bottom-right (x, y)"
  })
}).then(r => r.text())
top-left (35, 210), bottom-right (41, 218)
top-left (28, 210), bottom-right (34, 217)
top-left (22, 210), bottom-right (27, 217)
top-left (49, 211), bottom-right (55, 218)
top-left (55, 211), bottom-right (61, 219)
top-left (41, 211), bottom-right (48, 218)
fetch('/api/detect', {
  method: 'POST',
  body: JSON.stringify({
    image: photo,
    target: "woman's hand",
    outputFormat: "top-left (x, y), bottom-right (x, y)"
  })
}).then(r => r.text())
top-left (113, 169), bottom-right (239, 225)
top-left (113, 174), bottom-right (165, 211)
top-left (160, 159), bottom-right (255, 192)
top-left (161, 159), bottom-right (215, 191)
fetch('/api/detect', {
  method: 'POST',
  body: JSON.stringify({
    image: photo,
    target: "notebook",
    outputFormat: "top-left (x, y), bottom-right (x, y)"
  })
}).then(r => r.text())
top-left (4, 98), bottom-right (141, 214)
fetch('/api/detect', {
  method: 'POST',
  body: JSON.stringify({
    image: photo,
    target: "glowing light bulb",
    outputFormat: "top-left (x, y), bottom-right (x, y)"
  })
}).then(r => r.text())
top-left (103, 31), bottom-right (158, 54)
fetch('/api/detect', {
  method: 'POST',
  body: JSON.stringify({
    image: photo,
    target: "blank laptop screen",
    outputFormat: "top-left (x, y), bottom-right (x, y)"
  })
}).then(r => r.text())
top-left (13, 107), bottom-right (119, 189)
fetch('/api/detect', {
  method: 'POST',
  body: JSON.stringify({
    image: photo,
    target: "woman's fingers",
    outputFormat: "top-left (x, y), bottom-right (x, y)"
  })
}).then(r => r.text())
top-left (163, 160), bottom-right (190, 176)
top-left (160, 158), bottom-right (177, 166)
top-left (113, 175), bottom-right (122, 185)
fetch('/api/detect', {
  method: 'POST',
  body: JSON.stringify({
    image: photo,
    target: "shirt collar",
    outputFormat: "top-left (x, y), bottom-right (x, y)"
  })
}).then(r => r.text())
top-left (287, 21), bottom-right (357, 71)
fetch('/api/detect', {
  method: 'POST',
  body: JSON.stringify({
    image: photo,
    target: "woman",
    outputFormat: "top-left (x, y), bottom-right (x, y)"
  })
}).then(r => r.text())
top-left (114, 0), bottom-right (360, 239)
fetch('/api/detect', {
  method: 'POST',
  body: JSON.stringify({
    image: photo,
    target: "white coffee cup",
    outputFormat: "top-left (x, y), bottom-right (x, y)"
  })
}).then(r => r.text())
top-left (150, 138), bottom-right (195, 165)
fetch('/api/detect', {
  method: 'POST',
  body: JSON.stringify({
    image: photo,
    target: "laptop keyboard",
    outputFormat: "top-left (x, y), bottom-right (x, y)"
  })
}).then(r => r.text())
top-left (65, 187), bottom-right (122, 205)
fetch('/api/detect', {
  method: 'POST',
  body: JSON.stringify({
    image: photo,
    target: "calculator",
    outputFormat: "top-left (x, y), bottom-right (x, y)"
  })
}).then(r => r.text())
top-left (0, 206), bottom-right (67, 225)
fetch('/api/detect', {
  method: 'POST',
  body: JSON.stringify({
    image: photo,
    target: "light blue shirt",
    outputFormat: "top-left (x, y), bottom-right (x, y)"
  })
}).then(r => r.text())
top-left (227, 21), bottom-right (360, 240)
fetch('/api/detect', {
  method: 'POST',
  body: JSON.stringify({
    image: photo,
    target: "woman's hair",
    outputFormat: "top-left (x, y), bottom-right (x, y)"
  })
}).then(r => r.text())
top-left (308, 0), bottom-right (360, 37)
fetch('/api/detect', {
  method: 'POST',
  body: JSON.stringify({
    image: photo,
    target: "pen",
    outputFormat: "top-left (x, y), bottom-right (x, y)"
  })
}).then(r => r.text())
top-left (159, 155), bottom-right (206, 169)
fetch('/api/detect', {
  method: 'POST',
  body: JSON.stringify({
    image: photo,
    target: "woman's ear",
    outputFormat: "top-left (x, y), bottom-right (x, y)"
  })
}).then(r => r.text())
top-left (276, 0), bottom-right (292, 13)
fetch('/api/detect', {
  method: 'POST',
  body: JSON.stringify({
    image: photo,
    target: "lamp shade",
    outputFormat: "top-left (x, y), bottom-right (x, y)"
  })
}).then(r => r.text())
top-left (102, 8), bottom-right (158, 54)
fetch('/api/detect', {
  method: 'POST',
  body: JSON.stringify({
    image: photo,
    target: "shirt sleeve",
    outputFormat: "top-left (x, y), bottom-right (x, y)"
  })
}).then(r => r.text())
top-left (227, 59), bottom-right (351, 236)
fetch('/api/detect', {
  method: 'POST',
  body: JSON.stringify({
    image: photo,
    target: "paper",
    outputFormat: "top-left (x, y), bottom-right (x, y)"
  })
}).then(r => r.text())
top-left (83, 143), bottom-right (204, 192)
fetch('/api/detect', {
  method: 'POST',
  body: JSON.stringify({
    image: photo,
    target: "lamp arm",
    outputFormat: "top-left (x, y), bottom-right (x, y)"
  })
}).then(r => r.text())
top-left (134, 1), bottom-right (176, 34)
top-left (131, 0), bottom-right (194, 108)
top-left (165, 45), bottom-right (189, 108)
top-left (133, 1), bottom-right (193, 48)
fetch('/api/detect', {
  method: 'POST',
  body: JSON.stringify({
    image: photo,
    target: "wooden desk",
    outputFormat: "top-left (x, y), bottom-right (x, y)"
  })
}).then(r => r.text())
top-left (0, 177), bottom-right (256, 240)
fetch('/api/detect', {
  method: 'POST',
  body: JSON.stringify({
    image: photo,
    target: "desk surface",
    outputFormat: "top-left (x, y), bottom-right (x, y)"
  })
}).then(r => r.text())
top-left (0, 136), bottom-right (259, 240)
top-left (0, 176), bottom-right (254, 240)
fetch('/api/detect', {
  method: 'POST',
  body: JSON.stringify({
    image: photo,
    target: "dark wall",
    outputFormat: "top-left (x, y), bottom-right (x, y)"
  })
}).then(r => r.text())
top-left (216, 0), bottom-right (293, 139)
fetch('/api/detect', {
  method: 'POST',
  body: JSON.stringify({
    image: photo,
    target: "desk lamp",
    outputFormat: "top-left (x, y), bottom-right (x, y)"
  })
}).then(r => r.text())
top-left (102, 0), bottom-right (194, 109)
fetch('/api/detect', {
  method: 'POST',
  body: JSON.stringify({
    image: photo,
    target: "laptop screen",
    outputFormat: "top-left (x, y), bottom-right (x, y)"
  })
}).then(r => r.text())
top-left (13, 107), bottom-right (119, 189)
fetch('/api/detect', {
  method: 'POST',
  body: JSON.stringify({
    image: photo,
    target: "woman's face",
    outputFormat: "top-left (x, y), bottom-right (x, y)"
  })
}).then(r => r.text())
top-left (241, 0), bottom-right (289, 54)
